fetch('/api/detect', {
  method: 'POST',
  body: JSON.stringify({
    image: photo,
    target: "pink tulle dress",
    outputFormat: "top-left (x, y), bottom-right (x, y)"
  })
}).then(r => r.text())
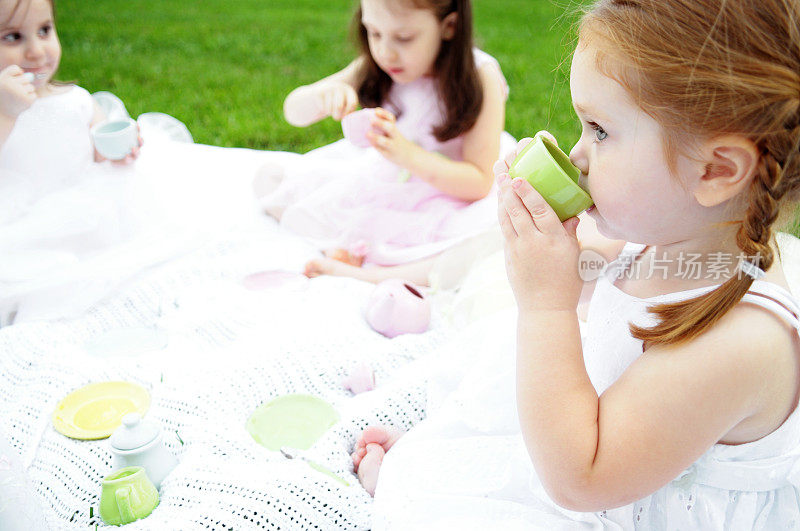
top-left (262, 49), bottom-right (515, 266)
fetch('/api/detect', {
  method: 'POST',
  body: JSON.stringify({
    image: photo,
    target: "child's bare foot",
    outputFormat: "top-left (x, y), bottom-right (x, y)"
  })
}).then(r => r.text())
top-left (325, 248), bottom-right (365, 267)
top-left (304, 257), bottom-right (357, 278)
top-left (304, 248), bottom-right (366, 278)
top-left (352, 426), bottom-right (403, 496)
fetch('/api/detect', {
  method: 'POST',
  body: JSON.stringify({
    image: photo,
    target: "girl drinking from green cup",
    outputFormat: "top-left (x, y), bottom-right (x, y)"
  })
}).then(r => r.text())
top-left (353, 1), bottom-right (800, 527)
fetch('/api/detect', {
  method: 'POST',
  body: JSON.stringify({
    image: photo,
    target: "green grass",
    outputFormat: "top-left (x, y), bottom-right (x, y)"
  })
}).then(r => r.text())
top-left (56, 0), bottom-right (586, 152)
top-left (56, 0), bottom-right (799, 236)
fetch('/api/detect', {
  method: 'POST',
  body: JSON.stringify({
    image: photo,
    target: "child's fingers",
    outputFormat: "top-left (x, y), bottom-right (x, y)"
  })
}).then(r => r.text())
top-left (500, 181), bottom-right (538, 238)
top-left (375, 107), bottom-right (395, 122)
top-left (3, 64), bottom-right (23, 76)
top-left (369, 116), bottom-right (394, 136)
top-left (492, 158), bottom-right (509, 177)
top-left (496, 177), bottom-right (518, 239)
top-left (497, 195), bottom-right (518, 240)
top-left (512, 178), bottom-right (562, 235)
top-left (563, 216), bottom-right (580, 237)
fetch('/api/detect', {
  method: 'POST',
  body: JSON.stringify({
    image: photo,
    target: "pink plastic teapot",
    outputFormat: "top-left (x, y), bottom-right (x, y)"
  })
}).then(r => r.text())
top-left (365, 279), bottom-right (431, 338)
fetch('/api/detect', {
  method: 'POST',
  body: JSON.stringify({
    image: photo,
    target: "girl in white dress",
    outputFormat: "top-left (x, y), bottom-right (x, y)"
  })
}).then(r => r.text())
top-left (0, 0), bottom-right (210, 325)
top-left (0, 0), bottom-right (141, 174)
top-left (352, 0), bottom-right (800, 528)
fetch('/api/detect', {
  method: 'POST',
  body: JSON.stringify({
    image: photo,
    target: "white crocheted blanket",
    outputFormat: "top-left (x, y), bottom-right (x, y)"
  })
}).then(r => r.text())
top-left (0, 213), bottom-right (459, 529)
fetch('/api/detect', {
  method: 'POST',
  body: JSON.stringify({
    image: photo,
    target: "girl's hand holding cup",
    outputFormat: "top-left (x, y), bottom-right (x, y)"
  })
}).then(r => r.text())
top-left (366, 108), bottom-right (417, 167)
top-left (495, 133), bottom-right (584, 314)
top-left (0, 65), bottom-right (37, 120)
top-left (317, 80), bottom-right (359, 121)
top-left (91, 118), bottom-right (143, 165)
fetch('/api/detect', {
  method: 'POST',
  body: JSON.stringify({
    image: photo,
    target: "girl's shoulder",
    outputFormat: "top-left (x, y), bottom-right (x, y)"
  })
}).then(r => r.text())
top-left (472, 48), bottom-right (509, 100)
top-left (646, 276), bottom-right (800, 444)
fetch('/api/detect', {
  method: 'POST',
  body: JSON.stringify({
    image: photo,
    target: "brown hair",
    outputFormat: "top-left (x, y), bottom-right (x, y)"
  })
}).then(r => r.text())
top-left (352, 0), bottom-right (482, 142)
top-left (579, 0), bottom-right (800, 345)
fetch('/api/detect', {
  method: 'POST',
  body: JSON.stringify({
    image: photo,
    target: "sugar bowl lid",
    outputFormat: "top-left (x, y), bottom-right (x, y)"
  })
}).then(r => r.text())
top-left (109, 413), bottom-right (159, 451)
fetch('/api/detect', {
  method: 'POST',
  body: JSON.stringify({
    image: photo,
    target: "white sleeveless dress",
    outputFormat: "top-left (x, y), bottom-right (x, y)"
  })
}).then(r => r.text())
top-left (0, 85), bottom-right (265, 324)
top-left (372, 243), bottom-right (800, 530)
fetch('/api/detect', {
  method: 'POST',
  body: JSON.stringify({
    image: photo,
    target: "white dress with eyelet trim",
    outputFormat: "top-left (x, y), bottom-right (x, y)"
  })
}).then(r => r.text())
top-left (372, 242), bottom-right (800, 530)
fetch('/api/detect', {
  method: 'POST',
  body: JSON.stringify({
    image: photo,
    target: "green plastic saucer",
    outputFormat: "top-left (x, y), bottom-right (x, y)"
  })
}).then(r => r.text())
top-left (246, 394), bottom-right (339, 451)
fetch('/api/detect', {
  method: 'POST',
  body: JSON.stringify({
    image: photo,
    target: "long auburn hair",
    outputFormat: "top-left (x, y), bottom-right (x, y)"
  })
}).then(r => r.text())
top-left (352, 0), bottom-right (482, 142)
top-left (579, 0), bottom-right (800, 346)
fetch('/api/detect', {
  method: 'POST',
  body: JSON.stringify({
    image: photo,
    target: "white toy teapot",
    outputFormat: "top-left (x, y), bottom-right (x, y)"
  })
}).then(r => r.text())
top-left (109, 413), bottom-right (178, 490)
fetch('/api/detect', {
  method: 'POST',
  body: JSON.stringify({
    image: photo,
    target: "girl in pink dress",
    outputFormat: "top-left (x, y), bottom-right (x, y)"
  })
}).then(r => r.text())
top-left (258, 0), bottom-right (514, 284)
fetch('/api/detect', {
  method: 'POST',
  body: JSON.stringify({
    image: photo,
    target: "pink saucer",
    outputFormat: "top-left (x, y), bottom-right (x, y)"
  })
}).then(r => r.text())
top-left (342, 108), bottom-right (377, 148)
top-left (242, 270), bottom-right (309, 291)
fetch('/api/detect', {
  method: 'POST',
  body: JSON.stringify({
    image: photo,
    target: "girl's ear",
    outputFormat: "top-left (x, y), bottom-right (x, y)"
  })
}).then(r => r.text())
top-left (692, 135), bottom-right (759, 208)
top-left (441, 12), bottom-right (458, 41)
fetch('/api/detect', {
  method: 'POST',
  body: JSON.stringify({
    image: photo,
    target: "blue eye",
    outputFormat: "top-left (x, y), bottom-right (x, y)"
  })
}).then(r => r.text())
top-left (1, 32), bottom-right (20, 42)
top-left (589, 122), bottom-right (607, 142)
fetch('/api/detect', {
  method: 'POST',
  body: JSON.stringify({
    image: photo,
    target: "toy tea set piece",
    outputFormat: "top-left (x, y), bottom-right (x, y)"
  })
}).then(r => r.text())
top-left (508, 133), bottom-right (594, 222)
top-left (247, 394), bottom-right (349, 486)
top-left (342, 108), bottom-right (378, 148)
top-left (99, 466), bottom-right (159, 526)
top-left (51, 381), bottom-right (150, 440)
top-left (342, 362), bottom-right (375, 395)
top-left (109, 413), bottom-right (178, 490)
top-left (365, 279), bottom-right (431, 338)
top-left (246, 394), bottom-right (339, 451)
top-left (91, 118), bottom-right (140, 161)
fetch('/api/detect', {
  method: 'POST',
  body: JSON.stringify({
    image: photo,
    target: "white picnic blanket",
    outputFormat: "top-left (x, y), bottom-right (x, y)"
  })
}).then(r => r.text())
top-left (0, 124), bottom-right (494, 529)
top-left (0, 214), bottom-right (461, 529)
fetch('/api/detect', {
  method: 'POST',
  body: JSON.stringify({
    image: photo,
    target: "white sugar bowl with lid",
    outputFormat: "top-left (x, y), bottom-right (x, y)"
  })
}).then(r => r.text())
top-left (109, 413), bottom-right (178, 490)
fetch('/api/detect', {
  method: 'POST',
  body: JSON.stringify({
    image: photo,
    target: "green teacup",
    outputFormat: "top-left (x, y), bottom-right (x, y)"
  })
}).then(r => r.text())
top-left (508, 134), bottom-right (593, 221)
top-left (99, 466), bottom-right (159, 526)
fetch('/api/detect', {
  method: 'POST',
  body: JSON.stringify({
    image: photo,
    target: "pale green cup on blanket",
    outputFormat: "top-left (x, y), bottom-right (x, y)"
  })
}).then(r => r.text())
top-left (99, 466), bottom-right (159, 526)
top-left (508, 133), bottom-right (594, 221)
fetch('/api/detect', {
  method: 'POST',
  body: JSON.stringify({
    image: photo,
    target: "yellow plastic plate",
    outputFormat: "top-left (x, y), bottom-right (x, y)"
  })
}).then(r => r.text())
top-left (52, 381), bottom-right (151, 440)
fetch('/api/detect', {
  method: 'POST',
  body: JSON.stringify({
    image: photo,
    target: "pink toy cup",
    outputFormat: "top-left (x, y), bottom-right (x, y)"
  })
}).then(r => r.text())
top-left (342, 108), bottom-right (378, 148)
top-left (365, 279), bottom-right (431, 338)
top-left (342, 363), bottom-right (376, 394)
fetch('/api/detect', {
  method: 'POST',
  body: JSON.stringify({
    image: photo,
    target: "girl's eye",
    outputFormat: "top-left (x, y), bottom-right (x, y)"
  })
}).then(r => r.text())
top-left (589, 121), bottom-right (608, 142)
top-left (38, 25), bottom-right (52, 37)
top-left (1, 32), bottom-right (20, 42)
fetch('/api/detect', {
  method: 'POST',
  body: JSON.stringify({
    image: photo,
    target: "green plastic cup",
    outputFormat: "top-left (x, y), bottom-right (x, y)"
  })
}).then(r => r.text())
top-left (508, 134), bottom-right (593, 221)
top-left (99, 466), bottom-right (159, 526)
